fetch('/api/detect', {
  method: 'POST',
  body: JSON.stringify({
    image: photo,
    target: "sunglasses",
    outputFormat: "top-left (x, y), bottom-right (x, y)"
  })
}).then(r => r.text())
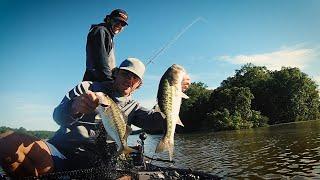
top-left (111, 19), bottom-right (127, 27)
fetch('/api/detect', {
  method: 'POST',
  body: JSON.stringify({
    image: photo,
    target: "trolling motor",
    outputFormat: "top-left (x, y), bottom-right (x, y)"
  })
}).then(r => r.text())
top-left (130, 132), bottom-right (175, 167)
top-left (129, 132), bottom-right (147, 166)
top-left (139, 132), bottom-right (147, 153)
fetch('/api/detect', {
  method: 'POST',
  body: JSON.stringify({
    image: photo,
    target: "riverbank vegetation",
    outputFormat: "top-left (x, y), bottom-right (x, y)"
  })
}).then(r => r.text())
top-left (1, 64), bottom-right (319, 136)
top-left (179, 64), bottom-right (320, 132)
top-left (0, 126), bottom-right (54, 139)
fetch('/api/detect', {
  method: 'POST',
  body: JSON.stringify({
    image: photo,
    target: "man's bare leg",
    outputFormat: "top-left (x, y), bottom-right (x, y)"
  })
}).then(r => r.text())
top-left (0, 131), bottom-right (54, 177)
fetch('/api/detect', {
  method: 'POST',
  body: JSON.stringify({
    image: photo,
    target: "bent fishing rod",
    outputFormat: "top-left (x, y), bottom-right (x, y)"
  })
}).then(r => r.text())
top-left (145, 17), bottom-right (206, 67)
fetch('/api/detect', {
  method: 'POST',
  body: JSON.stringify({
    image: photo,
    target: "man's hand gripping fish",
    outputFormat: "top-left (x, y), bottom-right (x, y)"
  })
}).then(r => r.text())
top-left (155, 64), bottom-right (189, 161)
top-left (95, 92), bottom-right (136, 156)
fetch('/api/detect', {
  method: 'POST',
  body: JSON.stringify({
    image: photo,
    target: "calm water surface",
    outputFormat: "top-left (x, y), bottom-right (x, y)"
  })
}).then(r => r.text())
top-left (129, 120), bottom-right (320, 179)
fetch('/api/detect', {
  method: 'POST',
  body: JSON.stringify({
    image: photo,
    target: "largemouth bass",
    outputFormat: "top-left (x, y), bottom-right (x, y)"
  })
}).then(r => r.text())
top-left (95, 92), bottom-right (135, 156)
top-left (155, 64), bottom-right (189, 161)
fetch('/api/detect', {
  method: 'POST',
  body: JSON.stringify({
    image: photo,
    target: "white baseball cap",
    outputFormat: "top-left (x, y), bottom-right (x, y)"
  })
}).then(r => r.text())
top-left (119, 58), bottom-right (145, 80)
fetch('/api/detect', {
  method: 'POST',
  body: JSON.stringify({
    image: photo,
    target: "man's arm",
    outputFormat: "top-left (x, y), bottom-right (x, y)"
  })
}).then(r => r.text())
top-left (129, 105), bottom-right (165, 132)
top-left (52, 82), bottom-right (97, 127)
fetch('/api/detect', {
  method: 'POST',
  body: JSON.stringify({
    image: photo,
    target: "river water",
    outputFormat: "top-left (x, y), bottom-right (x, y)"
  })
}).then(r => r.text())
top-left (129, 120), bottom-right (320, 179)
top-left (1, 120), bottom-right (319, 178)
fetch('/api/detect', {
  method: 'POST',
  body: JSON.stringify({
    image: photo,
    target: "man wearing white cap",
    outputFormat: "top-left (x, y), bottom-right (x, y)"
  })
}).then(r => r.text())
top-left (0, 58), bottom-right (191, 177)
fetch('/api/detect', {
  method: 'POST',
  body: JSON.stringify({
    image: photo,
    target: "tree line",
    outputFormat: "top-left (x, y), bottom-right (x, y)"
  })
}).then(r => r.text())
top-left (1, 64), bottom-right (319, 135)
top-left (0, 126), bottom-right (55, 139)
top-left (179, 64), bottom-right (320, 132)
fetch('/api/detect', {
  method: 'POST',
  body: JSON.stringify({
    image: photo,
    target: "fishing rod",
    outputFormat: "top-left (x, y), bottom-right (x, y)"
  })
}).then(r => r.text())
top-left (145, 17), bottom-right (206, 67)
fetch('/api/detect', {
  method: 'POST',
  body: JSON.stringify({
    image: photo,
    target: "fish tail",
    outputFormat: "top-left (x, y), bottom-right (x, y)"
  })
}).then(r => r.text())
top-left (122, 145), bottom-right (137, 156)
top-left (168, 145), bottom-right (174, 161)
top-left (155, 137), bottom-right (167, 153)
top-left (155, 137), bottom-right (174, 160)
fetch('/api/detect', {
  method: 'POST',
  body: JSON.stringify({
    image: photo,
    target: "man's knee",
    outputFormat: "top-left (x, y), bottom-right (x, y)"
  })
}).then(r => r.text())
top-left (0, 131), bottom-right (24, 164)
top-left (0, 131), bottom-right (54, 177)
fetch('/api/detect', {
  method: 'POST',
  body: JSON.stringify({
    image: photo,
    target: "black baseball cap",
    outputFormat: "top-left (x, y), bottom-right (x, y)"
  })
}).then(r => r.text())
top-left (109, 9), bottom-right (128, 26)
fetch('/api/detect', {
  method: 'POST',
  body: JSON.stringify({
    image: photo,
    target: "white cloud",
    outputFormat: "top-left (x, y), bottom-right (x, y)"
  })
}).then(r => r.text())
top-left (219, 45), bottom-right (320, 70)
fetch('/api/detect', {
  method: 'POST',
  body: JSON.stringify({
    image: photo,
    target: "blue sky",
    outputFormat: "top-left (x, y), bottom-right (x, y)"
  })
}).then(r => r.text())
top-left (1, 0), bottom-right (320, 131)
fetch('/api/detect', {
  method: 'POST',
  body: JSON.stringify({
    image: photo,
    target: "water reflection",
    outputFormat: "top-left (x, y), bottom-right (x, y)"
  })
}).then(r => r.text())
top-left (129, 120), bottom-right (320, 178)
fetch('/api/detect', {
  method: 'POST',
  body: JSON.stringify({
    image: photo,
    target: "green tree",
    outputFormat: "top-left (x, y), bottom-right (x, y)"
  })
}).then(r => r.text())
top-left (0, 126), bottom-right (13, 133)
top-left (209, 87), bottom-right (254, 118)
top-left (220, 63), bottom-right (271, 114)
top-left (219, 64), bottom-right (320, 125)
top-left (179, 82), bottom-right (212, 132)
top-left (0, 126), bottom-right (54, 139)
top-left (206, 87), bottom-right (268, 131)
top-left (267, 67), bottom-right (320, 124)
top-left (221, 63), bottom-right (271, 89)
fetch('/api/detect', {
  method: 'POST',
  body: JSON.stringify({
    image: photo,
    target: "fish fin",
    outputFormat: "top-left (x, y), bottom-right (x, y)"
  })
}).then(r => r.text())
top-left (155, 137), bottom-right (172, 152)
top-left (155, 137), bottom-right (167, 153)
top-left (116, 146), bottom-right (124, 156)
top-left (155, 137), bottom-right (174, 160)
top-left (159, 111), bottom-right (166, 119)
top-left (125, 125), bottom-right (132, 139)
top-left (120, 111), bottom-right (129, 124)
top-left (154, 104), bottom-right (166, 119)
top-left (95, 92), bottom-right (110, 105)
top-left (181, 92), bottom-right (189, 99)
top-left (154, 103), bottom-right (161, 111)
top-left (176, 117), bottom-right (184, 127)
top-left (117, 141), bottom-right (137, 156)
top-left (168, 145), bottom-right (174, 161)
top-left (153, 102), bottom-right (160, 110)
top-left (119, 126), bottom-right (135, 157)
top-left (122, 145), bottom-right (137, 156)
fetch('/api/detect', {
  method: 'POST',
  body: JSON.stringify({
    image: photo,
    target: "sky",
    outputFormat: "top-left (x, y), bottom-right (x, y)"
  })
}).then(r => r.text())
top-left (1, 0), bottom-right (320, 131)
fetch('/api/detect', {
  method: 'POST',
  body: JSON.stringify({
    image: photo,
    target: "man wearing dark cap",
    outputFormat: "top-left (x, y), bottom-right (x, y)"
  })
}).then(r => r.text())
top-left (83, 9), bottom-right (129, 82)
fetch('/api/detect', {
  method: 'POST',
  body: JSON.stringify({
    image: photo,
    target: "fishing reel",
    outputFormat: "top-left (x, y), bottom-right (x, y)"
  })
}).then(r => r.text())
top-left (129, 132), bottom-right (147, 166)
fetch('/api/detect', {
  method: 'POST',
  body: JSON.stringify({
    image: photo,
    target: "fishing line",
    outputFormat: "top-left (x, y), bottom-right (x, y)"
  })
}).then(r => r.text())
top-left (145, 17), bottom-right (206, 67)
